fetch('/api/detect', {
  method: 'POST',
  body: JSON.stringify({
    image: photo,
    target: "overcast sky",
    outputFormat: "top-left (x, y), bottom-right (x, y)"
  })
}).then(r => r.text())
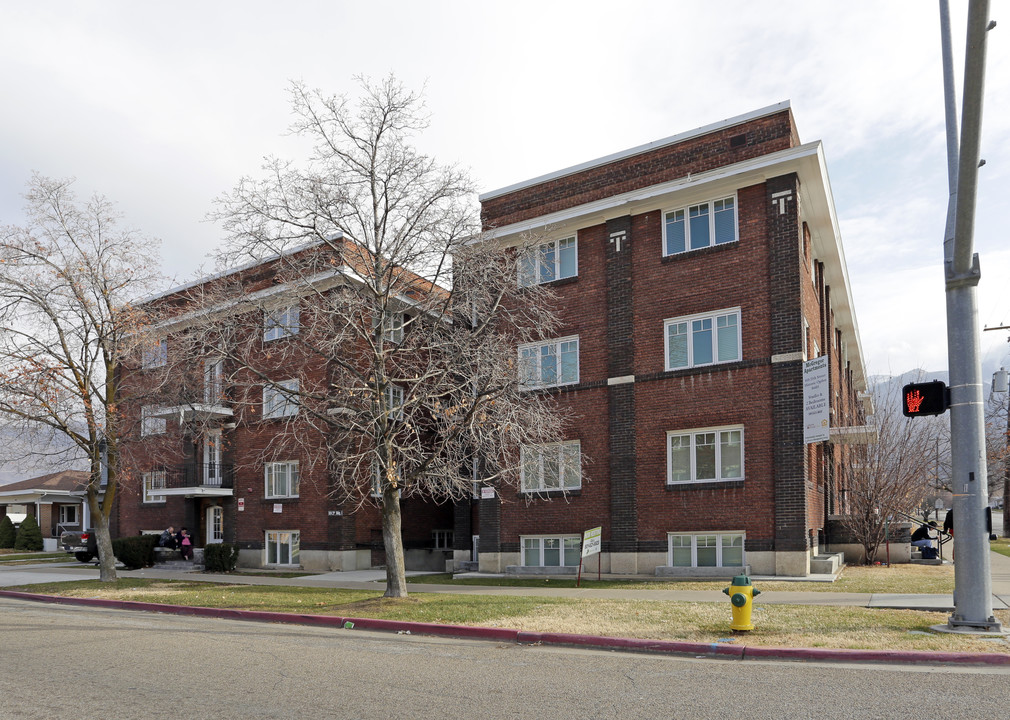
top-left (2, 0), bottom-right (1009, 381)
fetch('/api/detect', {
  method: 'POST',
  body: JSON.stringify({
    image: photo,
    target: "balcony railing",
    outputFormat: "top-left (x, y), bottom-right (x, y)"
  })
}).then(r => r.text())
top-left (163, 463), bottom-right (235, 490)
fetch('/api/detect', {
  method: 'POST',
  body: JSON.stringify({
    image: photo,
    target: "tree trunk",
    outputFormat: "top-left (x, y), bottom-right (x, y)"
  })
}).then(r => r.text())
top-left (88, 488), bottom-right (117, 582)
top-left (381, 489), bottom-right (407, 598)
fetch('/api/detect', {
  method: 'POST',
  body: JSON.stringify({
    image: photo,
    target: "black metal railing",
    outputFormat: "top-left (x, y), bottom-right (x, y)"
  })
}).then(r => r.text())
top-left (163, 463), bottom-right (235, 490)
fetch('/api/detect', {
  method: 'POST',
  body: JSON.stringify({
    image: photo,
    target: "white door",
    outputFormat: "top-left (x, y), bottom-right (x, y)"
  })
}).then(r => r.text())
top-left (204, 430), bottom-right (222, 486)
top-left (204, 358), bottom-right (224, 403)
top-left (206, 505), bottom-right (223, 544)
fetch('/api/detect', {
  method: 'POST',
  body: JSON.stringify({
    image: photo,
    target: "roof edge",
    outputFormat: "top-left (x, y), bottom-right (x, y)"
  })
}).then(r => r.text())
top-left (479, 101), bottom-right (792, 202)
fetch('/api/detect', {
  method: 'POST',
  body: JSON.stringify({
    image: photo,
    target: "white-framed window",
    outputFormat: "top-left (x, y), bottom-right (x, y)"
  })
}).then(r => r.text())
top-left (665, 309), bottom-right (740, 370)
top-left (142, 338), bottom-right (167, 369)
top-left (204, 358), bottom-right (225, 403)
top-left (518, 336), bottom-right (579, 389)
top-left (263, 304), bottom-right (300, 342)
top-left (142, 470), bottom-right (167, 504)
top-left (521, 535), bottom-right (582, 567)
top-left (663, 196), bottom-right (737, 255)
top-left (263, 379), bottom-right (299, 418)
top-left (385, 385), bottom-right (404, 420)
top-left (380, 311), bottom-right (404, 343)
top-left (265, 461), bottom-right (300, 499)
top-left (667, 426), bottom-right (744, 484)
top-left (519, 236), bottom-right (577, 286)
top-left (669, 533), bottom-right (744, 568)
top-left (432, 529), bottom-right (454, 549)
top-left (371, 459), bottom-right (401, 499)
top-left (141, 406), bottom-right (167, 437)
top-left (521, 441), bottom-right (581, 492)
top-left (265, 530), bottom-right (300, 566)
top-left (207, 505), bottom-right (224, 543)
top-left (58, 505), bottom-right (79, 525)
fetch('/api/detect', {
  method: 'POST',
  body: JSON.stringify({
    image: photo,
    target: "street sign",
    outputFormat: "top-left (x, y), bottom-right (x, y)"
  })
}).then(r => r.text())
top-left (901, 381), bottom-right (949, 417)
top-left (582, 526), bottom-right (602, 558)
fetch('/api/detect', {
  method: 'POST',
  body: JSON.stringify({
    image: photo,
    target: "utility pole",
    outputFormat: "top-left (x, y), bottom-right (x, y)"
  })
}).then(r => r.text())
top-left (938, 0), bottom-right (1000, 631)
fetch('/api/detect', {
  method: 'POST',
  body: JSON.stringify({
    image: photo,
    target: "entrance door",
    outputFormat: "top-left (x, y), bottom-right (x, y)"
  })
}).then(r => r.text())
top-left (204, 430), bottom-right (222, 486)
top-left (206, 505), bottom-right (223, 544)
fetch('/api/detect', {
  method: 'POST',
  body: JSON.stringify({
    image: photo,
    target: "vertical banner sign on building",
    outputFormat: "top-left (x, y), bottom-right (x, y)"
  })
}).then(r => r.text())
top-left (803, 356), bottom-right (830, 444)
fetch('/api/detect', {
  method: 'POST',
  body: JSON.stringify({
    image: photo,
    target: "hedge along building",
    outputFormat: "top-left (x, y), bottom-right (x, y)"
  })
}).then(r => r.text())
top-left (116, 239), bottom-right (456, 571)
top-left (468, 101), bottom-right (871, 577)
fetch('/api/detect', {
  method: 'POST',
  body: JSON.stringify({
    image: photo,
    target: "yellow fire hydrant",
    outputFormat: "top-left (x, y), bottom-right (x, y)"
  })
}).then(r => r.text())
top-left (722, 574), bottom-right (760, 632)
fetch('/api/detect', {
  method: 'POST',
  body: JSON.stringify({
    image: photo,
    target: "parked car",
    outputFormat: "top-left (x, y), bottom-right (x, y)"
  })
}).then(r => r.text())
top-left (60, 528), bottom-right (97, 562)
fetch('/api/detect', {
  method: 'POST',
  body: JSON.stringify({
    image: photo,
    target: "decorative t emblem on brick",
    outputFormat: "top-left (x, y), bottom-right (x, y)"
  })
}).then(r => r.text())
top-left (609, 230), bottom-right (627, 252)
top-left (771, 189), bottom-right (794, 215)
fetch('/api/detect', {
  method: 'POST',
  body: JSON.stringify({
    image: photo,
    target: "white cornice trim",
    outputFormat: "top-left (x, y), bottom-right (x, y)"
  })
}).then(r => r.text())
top-left (479, 101), bottom-right (791, 201)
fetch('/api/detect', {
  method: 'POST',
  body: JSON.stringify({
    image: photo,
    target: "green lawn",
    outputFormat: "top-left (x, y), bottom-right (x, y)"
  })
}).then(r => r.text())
top-left (0, 551), bottom-right (74, 565)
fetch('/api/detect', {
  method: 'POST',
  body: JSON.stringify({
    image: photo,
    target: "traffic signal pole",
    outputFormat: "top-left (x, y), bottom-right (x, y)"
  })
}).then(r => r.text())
top-left (939, 0), bottom-right (1000, 631)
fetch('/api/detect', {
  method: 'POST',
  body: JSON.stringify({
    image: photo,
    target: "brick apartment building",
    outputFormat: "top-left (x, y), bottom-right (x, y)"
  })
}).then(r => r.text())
top-left (462, 101), bottom-right (869, 577)
top-left (116, 241), bottom-right (455, 571)
top-left (119, 101), bottom-right (868, 577)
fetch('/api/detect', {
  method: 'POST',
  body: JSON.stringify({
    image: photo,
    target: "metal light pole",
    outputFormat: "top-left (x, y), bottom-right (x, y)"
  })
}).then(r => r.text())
top-left (939, 0), bottom-right (1000, 631)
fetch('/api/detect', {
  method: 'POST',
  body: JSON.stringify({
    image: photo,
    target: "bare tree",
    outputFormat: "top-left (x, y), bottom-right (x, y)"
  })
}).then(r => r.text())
top-left (0, 175), bottom-right (164, 580)
top-left (196, 76), bottom-right (567, 597)
top-left (840, 377), bottom-right (946, 563)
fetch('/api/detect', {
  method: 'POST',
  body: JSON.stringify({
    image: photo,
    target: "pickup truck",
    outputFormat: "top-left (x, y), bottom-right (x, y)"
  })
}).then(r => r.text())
top-left (60, 528), bottom-right (98, 563)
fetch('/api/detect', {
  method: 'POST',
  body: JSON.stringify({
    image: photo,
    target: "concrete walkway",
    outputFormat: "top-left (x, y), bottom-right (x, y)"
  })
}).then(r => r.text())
top-left (5, 549), bottom-right (1010, 613)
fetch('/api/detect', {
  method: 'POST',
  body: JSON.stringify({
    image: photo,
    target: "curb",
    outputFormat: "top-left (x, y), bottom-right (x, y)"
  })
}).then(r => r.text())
top-left (3, 589), bottom-right (1008, 667)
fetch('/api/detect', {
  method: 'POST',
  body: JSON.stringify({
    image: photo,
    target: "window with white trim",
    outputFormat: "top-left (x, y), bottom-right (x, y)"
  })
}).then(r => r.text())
top-left (263, 379), bottom-right (299, 418)
top-left (667, 426), bottom-right (744, 484)
top-left (518, 336), bottom-right (579, 389)
top-left (385, 385), bottom-right (404, 420)
top-left (669, 533), bottom-right (744, 568)
top-left (58, 505), bottom-right (79, 525)
top-left (265, 530), bottom-right (300, 565)
top-left (371, 459), bottom-right (401, 498)
top-left (663, 196), bottom-right (737, 255)
top-left (141, 406), bottom-right (167, 437)
top-left (519, 236), bottom-right (577, 286)
top-left (432, 529), bottom-right (454, 549)
top-left (265, 461), bottom-right (300, 499)
top-left (521, 441), bottom-right (581, 492)
top-left (665, 309), bottom-right (740, 370)
top-left (521, 535), bottom-right (581, 567)
top-left (381, 311), bottom-right (404, 343)
top-left (142, 338), bottom-right (167, 369)
top-left (143, 470), bottom-right (167, 504)
top-left (263, 305), bottom-right (300, 341)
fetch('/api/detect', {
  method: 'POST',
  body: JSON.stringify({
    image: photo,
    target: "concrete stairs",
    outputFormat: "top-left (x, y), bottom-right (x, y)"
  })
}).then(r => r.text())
top-left (810, 551), bottom-right (845, 575)
top-left (910, 549), bottom-right (944, 565)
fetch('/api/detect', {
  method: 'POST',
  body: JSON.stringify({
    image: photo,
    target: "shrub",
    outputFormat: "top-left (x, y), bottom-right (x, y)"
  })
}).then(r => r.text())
top-left (204, 543), bottom-right (239, 572)
top-left (14, 515), bottom-right (43, 551)
top-left (112, 534), bottom-right (159, 570)
top-left (0, 516), bottom-right (15, 549)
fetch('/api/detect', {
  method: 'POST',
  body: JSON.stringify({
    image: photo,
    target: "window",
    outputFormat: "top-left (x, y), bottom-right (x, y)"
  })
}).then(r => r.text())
top-left (142, 338), bottom-right (167, 369)
top-left (385, 385), bottom-right (404, 420)
top-left (432, 529), bottom-right (454, 549)
top-left (265, 461), bottom-right (300, 499)
top-left (667, 426), bottom-right (744, 484)
top-left (141, 406), bottom-right (166, 436)
top-left (58, 505), bottom-right (79, 525)
top-left (263, 379), bottom-right (299, 418)
top-left (263, 305), bottom-right (300, 341)
top-left (521, 536), bottom-right (581, 567)
top-left (371, 459), bottom-right (401, 498)
top-left (143, 470), bottom-right (167, 504)
top-left (521, 441), bottom-right (581, 492)
top-left (204, 358), bottom-right (224, 403)
top-left (266, 530), bottom-right (300, 566)
top-left (663, 196), bottom-right (737, 255)
top-left (381, 311), bottom-right (404, 343)
top-left (665, 309), bottom-right (740, 370)
top-left (519, 236), bottom-right (577, 286)
top-left (518, 336), bottom-right (579, 389)
top-left (669, 533), bottom-right (744, 568)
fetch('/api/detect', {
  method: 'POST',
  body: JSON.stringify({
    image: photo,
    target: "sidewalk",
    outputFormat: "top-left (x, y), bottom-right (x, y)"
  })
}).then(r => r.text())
top-left (5, 550), bottom-right (1010, 613)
